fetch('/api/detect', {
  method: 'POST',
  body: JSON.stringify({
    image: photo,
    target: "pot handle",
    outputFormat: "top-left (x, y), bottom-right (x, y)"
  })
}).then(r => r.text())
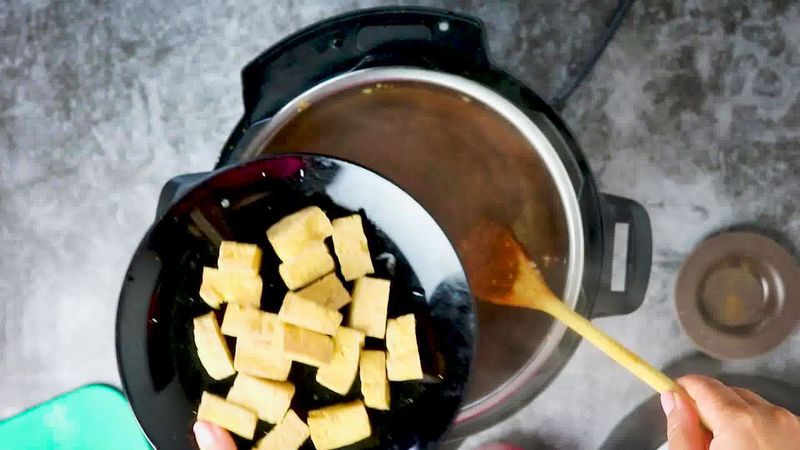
top-left (240, 7), bottom-right (491, 125)
top-left (155, 172), bottom-right (208, 219)
top-left (592, 194), bottom-right (653, 318)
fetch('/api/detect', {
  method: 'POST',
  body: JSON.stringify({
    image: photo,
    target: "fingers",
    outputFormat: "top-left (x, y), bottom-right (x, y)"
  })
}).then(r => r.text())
top-left (677, 375), bottom-right (749, 431)
top-left (730, 387), bottom-right (800, 429)
top-left (730, 387), bottom-right (773, 409)
top-left (193, 420), bottom-right (237, 450)
top-left (662, 391), bottom-right (712, 450)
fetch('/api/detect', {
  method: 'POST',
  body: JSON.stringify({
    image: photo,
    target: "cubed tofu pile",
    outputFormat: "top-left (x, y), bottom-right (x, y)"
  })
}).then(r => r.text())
top-left (191, 206), bottom-right (424, 450)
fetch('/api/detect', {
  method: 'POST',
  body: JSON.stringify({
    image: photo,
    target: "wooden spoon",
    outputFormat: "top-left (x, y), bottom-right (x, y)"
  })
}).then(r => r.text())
top-left (460, 220), bottom-right (679, 393)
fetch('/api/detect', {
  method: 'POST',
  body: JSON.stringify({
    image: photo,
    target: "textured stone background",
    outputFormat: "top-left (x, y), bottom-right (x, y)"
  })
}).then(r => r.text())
top-left (1, 1), bottom-right (798, 448)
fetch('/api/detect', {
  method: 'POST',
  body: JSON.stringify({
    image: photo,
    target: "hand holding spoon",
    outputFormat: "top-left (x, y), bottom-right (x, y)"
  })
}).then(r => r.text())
top-left (460, 221), bottom-right (679, 393)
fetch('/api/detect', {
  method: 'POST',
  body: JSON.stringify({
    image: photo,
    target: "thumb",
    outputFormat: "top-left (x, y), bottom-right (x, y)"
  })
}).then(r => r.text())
top-left (662, 392), bottom-right (709, 450)
top-left (193, 420), bottom-right (237, 450)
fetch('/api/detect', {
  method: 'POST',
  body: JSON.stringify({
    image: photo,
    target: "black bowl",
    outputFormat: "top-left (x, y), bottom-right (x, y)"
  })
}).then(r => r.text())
top-left (116, 155), bottom-right (475, 450)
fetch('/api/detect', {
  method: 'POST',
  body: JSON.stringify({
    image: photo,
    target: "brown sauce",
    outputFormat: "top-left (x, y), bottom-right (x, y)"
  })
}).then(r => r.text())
top-left (458, 220), bottom-right (521, 301)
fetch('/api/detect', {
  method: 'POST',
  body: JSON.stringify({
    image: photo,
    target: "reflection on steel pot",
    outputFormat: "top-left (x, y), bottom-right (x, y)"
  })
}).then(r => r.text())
top-left (216, 7), bottom-right (653, 441)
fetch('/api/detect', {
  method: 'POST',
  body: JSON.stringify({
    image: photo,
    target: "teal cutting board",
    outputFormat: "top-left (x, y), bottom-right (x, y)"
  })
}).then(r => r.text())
top-left (0, 384), bottom-right (151, 450)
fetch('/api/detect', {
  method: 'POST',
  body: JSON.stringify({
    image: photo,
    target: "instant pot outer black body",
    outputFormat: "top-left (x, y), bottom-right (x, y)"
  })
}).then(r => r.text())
top-left (211, 7), bottom-right (653, 442)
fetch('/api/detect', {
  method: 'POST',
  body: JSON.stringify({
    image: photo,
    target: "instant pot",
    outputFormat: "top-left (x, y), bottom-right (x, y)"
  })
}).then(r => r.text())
top-left (163, 7), bottom-right (653, 442)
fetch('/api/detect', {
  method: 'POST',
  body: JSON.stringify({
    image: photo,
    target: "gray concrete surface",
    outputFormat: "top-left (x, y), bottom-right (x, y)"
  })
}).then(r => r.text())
top-left (1, 0), bottom-right (798, 448)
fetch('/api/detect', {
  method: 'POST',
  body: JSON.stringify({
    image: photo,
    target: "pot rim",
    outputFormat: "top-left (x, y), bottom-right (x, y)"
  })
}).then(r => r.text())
top-left (238, 66), bottom-right (585, 423)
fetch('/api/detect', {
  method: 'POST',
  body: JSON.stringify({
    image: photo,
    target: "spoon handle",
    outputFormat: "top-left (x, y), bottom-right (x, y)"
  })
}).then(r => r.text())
top-left (539, 296), bottom-right (679, 393)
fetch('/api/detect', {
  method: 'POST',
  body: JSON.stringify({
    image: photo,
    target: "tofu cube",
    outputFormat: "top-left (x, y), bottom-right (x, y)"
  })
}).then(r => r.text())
top-left (331, 215), bottom-right (374, 281)
top-left (193, 312), bottom-right (235, 380)
top-left (282, 324), bottom-right (334, 367)
top-left (278, 292), bottom-right (343, 336)
top-left (260, 312), bottom-right (284, 345)
top-left (316, 327), bottom-right (366, 395)
top-left (255, 410), bottom-right (309, 450)
top-left (386, 314), bottom-right (423, 381)
top-left (278, 241), bottom-right (335, 290)
top-left (267, 206), bottom-right (333, 262)
top-left (221, 304), bottom-right (262, 337)
top-left (360, 350), bottom-right (390, 410)
top-left (307, 400), bottom-right (371, 450)
top-left (197, 392), bottom-right (257, 440)
top-left (218, 241), bottom-right (262, 274)
top-left (297, 273), bottom-right (351, 310)
top-left (220, 271), bottom-right (263, 308)
top-left (223, 307), bottom-right (283, 344)
top-left (199, 267), bottom-right (225, 308)
top-left (226, 373), bottom-right (295, 424)
top-left (234, 337), bottom-right (292, 381)
top-left (202, 267), bottom-right (263, 308)
top-left (348, 277), bottom-right (390, 339)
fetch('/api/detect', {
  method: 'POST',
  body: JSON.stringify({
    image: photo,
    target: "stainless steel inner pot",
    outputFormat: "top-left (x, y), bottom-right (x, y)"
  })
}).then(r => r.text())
top-left (231, 67), bottom-right (586, 435)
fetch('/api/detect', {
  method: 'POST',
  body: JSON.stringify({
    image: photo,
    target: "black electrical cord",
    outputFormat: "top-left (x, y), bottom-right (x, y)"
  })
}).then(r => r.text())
top-left (548, 0), bottom-right (636, 110)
